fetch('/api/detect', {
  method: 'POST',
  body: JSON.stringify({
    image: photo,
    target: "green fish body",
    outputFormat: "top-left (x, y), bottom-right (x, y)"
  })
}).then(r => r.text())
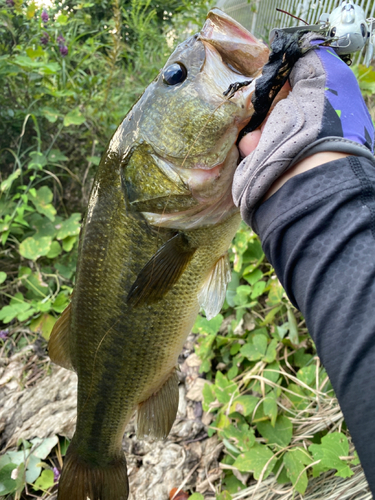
top-left (49, 9), bottom-right (268, 500)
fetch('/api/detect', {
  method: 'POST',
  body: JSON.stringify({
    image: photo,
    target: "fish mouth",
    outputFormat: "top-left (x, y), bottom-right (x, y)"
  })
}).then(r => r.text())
top-left (199, 8), bottom-right (269, 77)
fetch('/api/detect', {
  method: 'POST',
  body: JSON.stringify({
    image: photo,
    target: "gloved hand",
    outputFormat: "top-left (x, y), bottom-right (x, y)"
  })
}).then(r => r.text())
top-left (233, 34), bottom-right (375, 227)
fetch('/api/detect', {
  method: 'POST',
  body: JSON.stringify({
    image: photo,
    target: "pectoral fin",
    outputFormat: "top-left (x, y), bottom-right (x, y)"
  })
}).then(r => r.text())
top-left (198, 253), bottom-right (231, 320)
top-left (48, 303), bottom-right (74, 371)
top-left (127, 233), bottom-right (196, 307)
top-left (137, 369), bottom-right (179, 439)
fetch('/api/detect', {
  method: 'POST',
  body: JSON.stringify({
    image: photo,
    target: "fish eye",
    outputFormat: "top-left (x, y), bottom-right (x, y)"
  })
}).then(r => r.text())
top-left (330, 27), bottom-right (336, 36)
top-left (361, 23), bottom-right (367, 38)
top-left (163, 63), bottom-right (187, 86)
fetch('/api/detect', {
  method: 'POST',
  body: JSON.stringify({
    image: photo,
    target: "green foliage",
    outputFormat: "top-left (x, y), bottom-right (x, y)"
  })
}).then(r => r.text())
top-left (0, 436), bottom-right (61, 497)
top-left (193, 222), bottom-right (358, 496)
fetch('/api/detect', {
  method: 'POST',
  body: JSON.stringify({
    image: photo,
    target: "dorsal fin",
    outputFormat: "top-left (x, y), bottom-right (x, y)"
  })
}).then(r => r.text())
top-left (198, 253), bottom-right (231, 320)
top-left (48, 303), bottom-right (74, 371)
top-left (127, 233), bottom-right (196, 307)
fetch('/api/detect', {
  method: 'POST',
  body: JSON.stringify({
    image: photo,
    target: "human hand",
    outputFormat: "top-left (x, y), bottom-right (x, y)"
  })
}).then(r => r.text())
top-left (233, 35), bottom-right (375, 227)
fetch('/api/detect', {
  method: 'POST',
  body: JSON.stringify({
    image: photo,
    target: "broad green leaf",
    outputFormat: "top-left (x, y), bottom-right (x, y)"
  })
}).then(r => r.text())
top-left (19, 236), bottom-right (52, 260)
top-left (0, 272), bottom-right (6, 284)
top-left (1, 169), bottom-right (21, 192)
top-left (31, 436), bottom-right (59, 459)
top-left (297, 365), bottom-right (316, 388)
top-left (202, 382), bottom-right (216, 411)
top-left (48, 149), bottom-right (68, 162)
top-left (286, 383), bottom-right (309, 410)
top-left (29, 186), bottom-right (56, 221)
top-left (56, 213), bottom-right (81, 240)
top-left (263, 338), bottom-right (278, 363)
top-left (56, 13), bottom-right (68, 24)
top-left (242, 239), bottom-right (263, 262)
top-left (230, 395), bottom-right (259, 417)
top-left (0, 300), bottom-right (34, 323)
top-left (287, 308), bottom-right (299, 345)
top-left (28, 151), bottom-right (47, 170)
top-left (193, 314), bottom-right (223, 336)
top-left (41, 107), bottom-right (60, 123)
top-left (283, 448), bottom-right (312, 495)
top-left (86, 155), bottom-right (100, 166)
top-left (267, 280), bottom-right (284, 306)
top-left (46, 241), bottom-right (62, 259)
top-left (251, 280), bottom-right (266, 299)
top-left (26, 46), bottom-right (44, 59)
top-left (188, 494), bottom-right (204, 500)
top-left (309, 433), bottom-right (354, 478)
top-left (30, 313), bottom-right (56, 340)
top-left (233, 443), bottom-right (276, 480)
top-left (25, 454), bottom-right (43, 484)
top-left (64, 108), bottom-right (86, 126)
top-left (52, 292), bottom-right (69, 313)
top-left (31, 215), bottom-right (57, 238)
top-left (33, 469), bottom-right (54, 491)
top-left (262, 394), bottom-right (278, 426)
top-left (0, 463), bottom-right (19, 495)
top-left (257, 415), bottom-right (293, 447)
top-left (240, 334), bottom-right (267, 361)
top-left (244, 268), bottom-right (263, 285)
top-left (214, 372), bottom-right (238, 404)
top-left (223, 424), bottom-right (255, 452)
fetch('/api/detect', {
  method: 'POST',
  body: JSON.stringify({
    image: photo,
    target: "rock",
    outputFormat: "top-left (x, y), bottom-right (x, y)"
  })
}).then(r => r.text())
top-left (186, 378), bottom-right (211, 402)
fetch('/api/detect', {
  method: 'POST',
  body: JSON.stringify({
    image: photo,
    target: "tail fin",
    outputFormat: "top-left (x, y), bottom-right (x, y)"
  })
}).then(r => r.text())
top-left (57, 445), bottom-right (129, 500)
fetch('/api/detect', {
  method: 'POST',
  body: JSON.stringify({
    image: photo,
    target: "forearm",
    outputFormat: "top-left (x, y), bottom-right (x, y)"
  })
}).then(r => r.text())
top-left (252, 155), bottom-right (375, 492)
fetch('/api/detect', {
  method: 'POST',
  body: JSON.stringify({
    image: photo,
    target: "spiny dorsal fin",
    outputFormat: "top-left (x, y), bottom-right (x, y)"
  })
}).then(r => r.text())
top-left (197, 253), bottom-right (232, 320)
top-left (127, 233), bottom-right (196, 307)
top-left (48, 303), bottom-right (74, 371)
top-left (137, 369), bottom-right (179, 439)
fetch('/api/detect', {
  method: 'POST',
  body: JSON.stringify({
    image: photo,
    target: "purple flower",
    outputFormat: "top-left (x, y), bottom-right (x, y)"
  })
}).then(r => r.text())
top-left (41, 9), bottom-right (49, 23)
top-left (53, 467), bottom-right (60, 483)
top-left (6, 0), bottom-right (14, 7)
top-left (57, 35), bottom-right (65, 45)
top-left (40, 32), bottom-right (49, 47)
top-left (0, 330), bottom-right (9, 340)
top-left (59, 45), bottom-right (68, 57)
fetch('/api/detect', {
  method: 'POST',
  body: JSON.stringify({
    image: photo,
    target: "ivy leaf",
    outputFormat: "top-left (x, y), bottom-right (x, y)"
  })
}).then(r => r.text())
top-left (257, 415), bottom-right (293, 447)
top-left (30, 436), bottom-right (59, 459)
top-left (40, 107), bottom-right (60, 123)
top-left (52, 292), bottom-right (69, 313)
top-left (188, 494), bottom-right (204, 500)
top-left (33, 469), bottom-right (54, 491)
top-left (244, 268), bottom-right (263, 285)
top-left (19, 236), bottom-right (52, 260)
top-left (214, 372), bottom-right (239, 404)
top-left (262, 392), bottom-right (278, 426)
top-left (46, 241), bottom-right (62, 259)
top-left (309, 433), bottom-right (354, 478)
top-left (28, 152), bottom-right (48, 170)
top-left (233, 442), bottom-right (276, 480)
top-left (283, 448), bottom-right (312, 495)
top-left (29, 187), bottom-right (56, 221)
top-left (223, 424), bottom-right (255, 452)
top-left (63, 108), bottom-right (86, 126)
top-left (240, 334), bottom-right (267, 361)
top-left (263, 338), bottom-right (278, 363)
top-left (30, 314), bottom-right (56, 340)
top-left (48, 149), bottom-right (68, 162)
top-left (193, 314), bottom-right (223, 336)
top-left (267, 280), bottom-right (284, 306)
top-left (56, 213), bottom-right (81, 240)
top-left (229, 395), bottom-right (259, 417)
top-left (202, 382), bottom-right (216, 412)
top-left (0, 272), bottom-right (6, 284)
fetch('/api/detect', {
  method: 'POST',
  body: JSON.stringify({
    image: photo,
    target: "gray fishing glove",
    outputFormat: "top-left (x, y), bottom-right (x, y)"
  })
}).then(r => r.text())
top-left (233, 36), bottom-right (375, 228)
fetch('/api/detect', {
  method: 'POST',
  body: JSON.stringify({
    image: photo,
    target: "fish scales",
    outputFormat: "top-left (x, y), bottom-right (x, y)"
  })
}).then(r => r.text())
top-left (49, 8), bottom-right (269, 500)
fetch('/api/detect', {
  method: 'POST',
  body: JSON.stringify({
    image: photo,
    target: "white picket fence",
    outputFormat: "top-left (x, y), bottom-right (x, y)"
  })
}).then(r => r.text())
top-left (216, 0), bottom-right (375, 51)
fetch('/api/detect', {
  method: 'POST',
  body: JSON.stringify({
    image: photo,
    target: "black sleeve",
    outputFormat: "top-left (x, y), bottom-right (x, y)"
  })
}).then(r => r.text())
top-left (251, 155), bottom-right (375, 494)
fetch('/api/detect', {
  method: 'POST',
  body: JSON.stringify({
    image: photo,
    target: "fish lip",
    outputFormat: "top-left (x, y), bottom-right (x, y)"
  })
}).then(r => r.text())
top-left (199, 8), bottom-right (269, 76)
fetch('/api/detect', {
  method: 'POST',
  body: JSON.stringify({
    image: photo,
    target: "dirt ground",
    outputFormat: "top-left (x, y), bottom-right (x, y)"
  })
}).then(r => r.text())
top-left (0, 334), bottom-right (225, 499)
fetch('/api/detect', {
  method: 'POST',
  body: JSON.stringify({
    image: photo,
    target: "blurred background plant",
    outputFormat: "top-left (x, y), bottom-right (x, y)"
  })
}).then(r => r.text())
top-left (1, 0), bottom-right (375, 499)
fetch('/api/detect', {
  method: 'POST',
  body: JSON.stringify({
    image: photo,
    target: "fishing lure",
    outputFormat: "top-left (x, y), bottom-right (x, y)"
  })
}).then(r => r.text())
top-left (270, 0), bottom-right (375, 66)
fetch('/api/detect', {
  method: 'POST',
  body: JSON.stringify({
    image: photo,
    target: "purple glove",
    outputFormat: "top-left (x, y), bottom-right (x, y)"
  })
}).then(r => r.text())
top-left (233, 34), bottom-right (375, 226)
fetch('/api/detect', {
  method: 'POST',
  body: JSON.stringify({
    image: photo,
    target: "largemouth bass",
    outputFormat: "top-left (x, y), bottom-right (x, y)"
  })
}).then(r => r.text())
top-left (49, 9), bottom-right (268, 500)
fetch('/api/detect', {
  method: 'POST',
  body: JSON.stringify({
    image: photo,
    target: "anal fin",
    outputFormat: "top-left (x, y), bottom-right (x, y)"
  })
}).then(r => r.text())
top-left (137, 369), bottom-right (179, 439)
top-left (48, 303), bottom-right (74, 371)
top-left (198, 253), bottom-right (231, 320)
top-left (127, 233), bottom-right (196, 307)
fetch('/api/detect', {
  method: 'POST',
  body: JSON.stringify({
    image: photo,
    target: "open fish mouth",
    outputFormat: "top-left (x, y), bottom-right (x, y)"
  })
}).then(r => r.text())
top-left (199, 8), bottom-right (269, 77)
